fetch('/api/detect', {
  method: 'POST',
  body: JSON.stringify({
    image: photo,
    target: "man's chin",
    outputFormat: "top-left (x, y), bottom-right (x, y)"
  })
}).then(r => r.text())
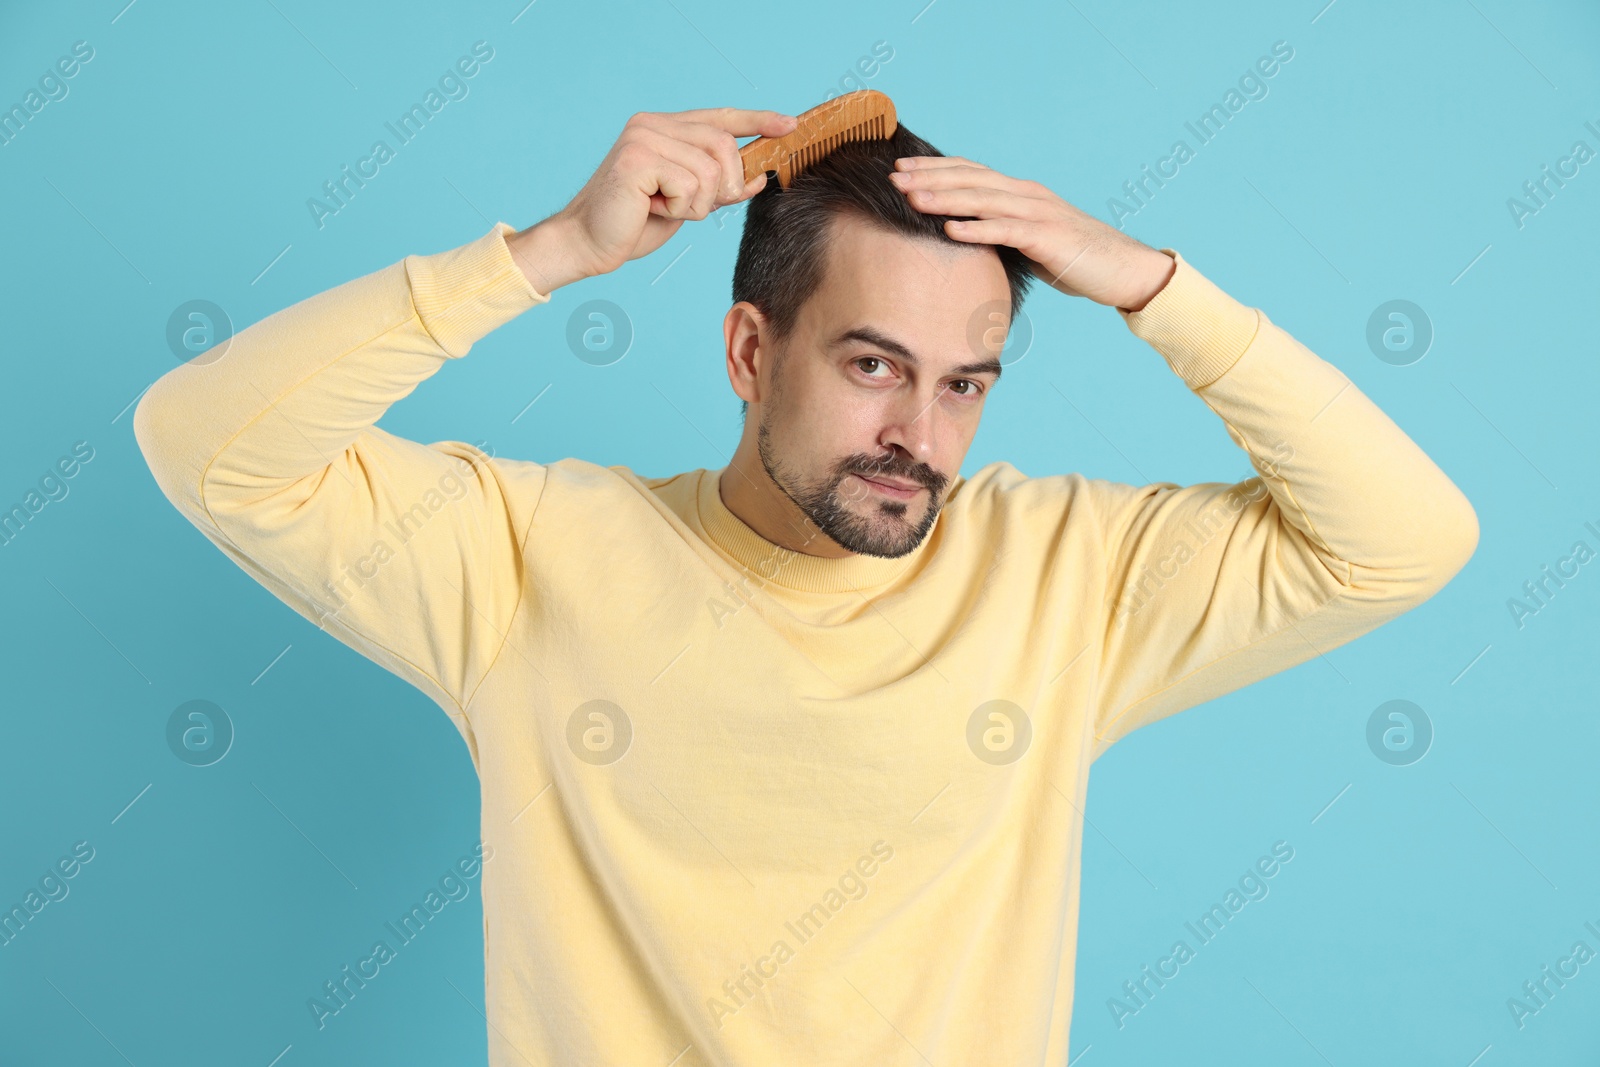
top-left (824, 500), bottom-right (932, 558)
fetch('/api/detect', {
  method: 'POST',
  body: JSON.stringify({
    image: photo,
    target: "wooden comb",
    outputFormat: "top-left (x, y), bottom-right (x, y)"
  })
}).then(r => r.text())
top-left (739, 89), bottom-right (898, 189)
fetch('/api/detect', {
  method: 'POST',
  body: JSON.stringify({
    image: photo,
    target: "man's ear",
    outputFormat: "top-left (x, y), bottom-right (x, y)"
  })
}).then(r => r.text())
top-left (724, 301), bottom-right (770, 406)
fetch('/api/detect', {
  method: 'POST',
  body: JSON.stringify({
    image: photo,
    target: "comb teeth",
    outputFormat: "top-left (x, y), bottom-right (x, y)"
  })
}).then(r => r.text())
top-left (789, 115), bottom-right (890, 183)
top-left (739, 89), bottom-right (898, 188)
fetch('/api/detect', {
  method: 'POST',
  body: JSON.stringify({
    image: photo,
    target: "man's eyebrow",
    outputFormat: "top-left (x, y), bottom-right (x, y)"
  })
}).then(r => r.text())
top-left (826, 325), bottom-right (1003, 381)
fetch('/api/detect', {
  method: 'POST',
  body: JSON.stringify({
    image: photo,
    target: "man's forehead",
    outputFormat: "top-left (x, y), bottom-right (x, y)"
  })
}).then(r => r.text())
top-left (810, 217), bottom-right (1011, 330)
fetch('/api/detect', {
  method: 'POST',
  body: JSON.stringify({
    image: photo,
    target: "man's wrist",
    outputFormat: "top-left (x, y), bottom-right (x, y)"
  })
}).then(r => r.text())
top-left (505, 216), bottom-right (590, 297)
top-left (1114, 247), bottom-right (1177, 313)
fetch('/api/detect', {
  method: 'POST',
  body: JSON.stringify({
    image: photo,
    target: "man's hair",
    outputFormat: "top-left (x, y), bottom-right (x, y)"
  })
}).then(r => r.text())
top-left (731, 122), bottom-right (1036, 419)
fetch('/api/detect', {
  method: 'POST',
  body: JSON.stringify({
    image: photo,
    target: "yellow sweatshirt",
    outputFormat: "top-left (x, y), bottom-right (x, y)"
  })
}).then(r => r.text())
top-left (134, 222), bottom-right (1477, 1065)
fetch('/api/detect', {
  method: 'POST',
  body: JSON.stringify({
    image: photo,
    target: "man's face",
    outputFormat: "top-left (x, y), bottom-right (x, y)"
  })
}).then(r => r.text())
top-left (749, 216), bottom-right (1012, 559)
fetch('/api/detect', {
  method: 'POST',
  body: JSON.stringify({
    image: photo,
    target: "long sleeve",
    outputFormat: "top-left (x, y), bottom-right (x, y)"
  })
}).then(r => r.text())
top-left (1088, 249), bottom-right (1478, 761)
top-left (133, 222), bottom-right (549, 753)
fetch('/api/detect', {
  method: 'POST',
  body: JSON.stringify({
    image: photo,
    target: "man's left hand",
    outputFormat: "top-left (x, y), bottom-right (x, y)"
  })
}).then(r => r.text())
top-left (889, 155), bottom-right (1175, 312)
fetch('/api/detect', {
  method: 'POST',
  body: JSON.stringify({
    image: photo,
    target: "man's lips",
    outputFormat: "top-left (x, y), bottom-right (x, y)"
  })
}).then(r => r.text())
top-left (853, 473), bottom-right (924, 499)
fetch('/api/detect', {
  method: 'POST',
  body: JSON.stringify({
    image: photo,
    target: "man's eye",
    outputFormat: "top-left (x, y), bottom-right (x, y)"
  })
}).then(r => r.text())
top-left (856, 357), bottom-right (888, 377)
top-left (948, 379), bottom-right (983, 397)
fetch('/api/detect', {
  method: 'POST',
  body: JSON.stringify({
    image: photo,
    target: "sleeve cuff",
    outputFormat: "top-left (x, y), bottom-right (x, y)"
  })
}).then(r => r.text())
top-left (1116, 249), bottom-right (1261, 391)
top-left (405, 221), bottom-right (551, 358)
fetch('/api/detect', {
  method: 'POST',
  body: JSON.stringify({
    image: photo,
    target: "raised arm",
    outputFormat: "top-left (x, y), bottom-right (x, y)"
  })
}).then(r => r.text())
top-left (882, 157), bottom-right (1478, 760)
top-left (1087, 251), bottom-right (1478, 757)
top-left (133, 106), bottom-right (798, 746)
top-left (134, 223), bottom-right (554, 743)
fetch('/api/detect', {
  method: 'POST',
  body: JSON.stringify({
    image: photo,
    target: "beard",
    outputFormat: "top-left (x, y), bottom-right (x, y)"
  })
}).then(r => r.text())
top-left (756, 410), bottom-right (948, 559)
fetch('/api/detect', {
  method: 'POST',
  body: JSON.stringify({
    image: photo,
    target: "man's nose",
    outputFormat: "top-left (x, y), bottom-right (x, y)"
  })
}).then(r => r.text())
top-left (877, 387), bottom-right (942, 462)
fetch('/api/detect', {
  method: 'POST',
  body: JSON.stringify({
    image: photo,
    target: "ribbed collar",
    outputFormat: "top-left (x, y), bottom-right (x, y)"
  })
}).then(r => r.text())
top-left (696, 467), bottom-right (938, 594)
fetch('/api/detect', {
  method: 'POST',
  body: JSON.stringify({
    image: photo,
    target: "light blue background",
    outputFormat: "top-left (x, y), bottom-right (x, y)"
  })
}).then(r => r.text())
top-left (2, 0), bottom-right (1597, 1064)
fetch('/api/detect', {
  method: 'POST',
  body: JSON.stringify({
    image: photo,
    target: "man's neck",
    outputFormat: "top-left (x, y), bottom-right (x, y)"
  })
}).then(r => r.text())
top-left (719, 445), bottom-right (854, 559)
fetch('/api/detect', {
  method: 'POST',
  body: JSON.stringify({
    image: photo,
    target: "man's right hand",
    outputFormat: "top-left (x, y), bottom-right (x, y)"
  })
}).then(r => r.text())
top-left (506, 107), bottom-right (798, 296)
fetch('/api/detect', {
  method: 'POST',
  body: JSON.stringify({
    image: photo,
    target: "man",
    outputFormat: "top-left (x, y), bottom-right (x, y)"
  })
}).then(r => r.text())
top-left (135, 106), bottom-right (1478, 1064)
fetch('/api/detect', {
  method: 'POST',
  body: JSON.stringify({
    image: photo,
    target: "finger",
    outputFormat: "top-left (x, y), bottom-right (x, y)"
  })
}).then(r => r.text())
top-left (893, 164), bottom-right (1041, 198)
top-left (644, 157), bottom-right (703, 219)
top-left (644, 146), bottom-right (766, 220)
top-left (894, 154), bottom-right (989, 171)
top-left (901, 183), bottom-right (1052, 221)
top-left (637, 129), bottom-right (724, 218)
top-left (657, 117), bottom-right (753, 205)
top-left (940, 216), bottom-right (1037, 249)
top-left (659, 106), bottom-right (798, 139)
